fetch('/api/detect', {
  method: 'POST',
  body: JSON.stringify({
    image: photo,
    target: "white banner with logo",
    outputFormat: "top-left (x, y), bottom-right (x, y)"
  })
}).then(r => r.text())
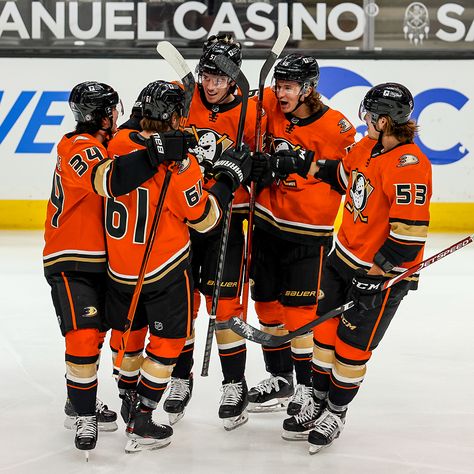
top-left (0, 58), bottom-right (473, 202)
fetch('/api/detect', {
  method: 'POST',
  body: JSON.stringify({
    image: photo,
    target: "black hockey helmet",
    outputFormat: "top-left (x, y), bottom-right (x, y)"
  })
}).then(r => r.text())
top-left (361, 82), bottom-right (414, 125)
top-left (197, 34), bottom-right (242, 76)
top-left (69, 81), bottom-right (120, 123)
top-left (131, 85), bottom-right (149, 118)
top-left (273, 53), bottom-right (320, 89)
top-left (141, 80), bottom-right (184, 121)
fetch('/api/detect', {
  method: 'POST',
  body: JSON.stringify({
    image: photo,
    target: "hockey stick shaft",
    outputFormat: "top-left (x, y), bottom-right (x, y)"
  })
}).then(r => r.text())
top-left (241, 27), bottom-right (291, 320)
top-left (229, 233), bottom-right (474, 346)
top-left (201, 56), bottom-right (250, 376)
top-left (114, 43), bottom-right (195, 378)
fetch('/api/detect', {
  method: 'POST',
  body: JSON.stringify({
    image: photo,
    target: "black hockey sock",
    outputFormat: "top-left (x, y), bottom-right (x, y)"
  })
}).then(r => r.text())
top-left (293, 357), bottom-right (311, 386)
top-left (171, 342), bottom-right (194, 379)
top-left (68, 383), bottom-right (97, 416)
top-left (220, 346), bottom-right (247, 384)
top-left (262, 343), bottom-right (293, 375)
top-left (327, 375), bottom-right (360, 407)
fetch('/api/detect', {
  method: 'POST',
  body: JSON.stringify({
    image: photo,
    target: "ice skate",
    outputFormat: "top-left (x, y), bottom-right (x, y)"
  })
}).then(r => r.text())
top-left (219, 379), bottom-right (249, 431)
top-left (282, 395), bottom-right (325, 441)
top-left (125, 404), bottom-right (173, 453)
top-left (287, 384), bottom-right (313, 416)
top-left (74, 415), bottom-right (98, 461)
top-left (308, 408), bottom-right (346, 454)
top-left (120, 390), bottom-right (138, 424)
top-left (248, 374), bottom-right (294, 413)
top-left (163, 375), bottom-right (193, 425)
top-left (64, 398), bottom-right (118, 432)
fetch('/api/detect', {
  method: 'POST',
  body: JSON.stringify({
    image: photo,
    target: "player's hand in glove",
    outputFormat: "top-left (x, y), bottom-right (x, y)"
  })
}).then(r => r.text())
top-left (250, 152), bottom-right (272, 182)
top-left (213, 146), bottom-right (252, 192)
top-left (146, 130), bottom-right (196, 166)
top-left (270, 148), bottom-right (314, 179)
top-left (349, 269), bottom-right (387, 312)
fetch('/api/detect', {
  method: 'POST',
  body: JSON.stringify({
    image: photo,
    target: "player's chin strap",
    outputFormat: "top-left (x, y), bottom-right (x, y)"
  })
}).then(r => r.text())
top-left (289, 82), bottom-right (313, 114)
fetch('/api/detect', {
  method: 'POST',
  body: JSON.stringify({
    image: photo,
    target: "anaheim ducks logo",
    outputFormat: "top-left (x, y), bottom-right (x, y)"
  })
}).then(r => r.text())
top-left (82, 306), bottom-right (98, 318)
top-left (176, 156), bottom-right (191, 174)
top-left (345, 171), bottom-right (374, 223)
top-left (397, 154), bottom-right (419, 167)
top-left (338, 118), bottom-right (353, 133)
top-left (185, 125), bottom-right (233, 167)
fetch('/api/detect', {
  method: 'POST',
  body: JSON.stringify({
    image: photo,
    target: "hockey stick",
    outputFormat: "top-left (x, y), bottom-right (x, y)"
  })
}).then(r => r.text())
top-left (201, 54), bottom-right (250, 376)
top-left (241, 26), bottom-right (291, 320)
top-left (227, 233), bottom-right (474, 347)
top-left (114, 43), bottom-right (195, 378)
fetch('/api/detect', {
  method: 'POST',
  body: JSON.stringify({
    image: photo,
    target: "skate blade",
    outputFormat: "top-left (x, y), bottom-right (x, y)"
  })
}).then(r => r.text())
top-left (248, 398), bottom-right (288, 413)
top-left (309, 440), bottom-right (332, 455)
top-left (222, 411), bottom-right (249, 431)
top-left (65, 416), bottom-right (118, 432)
top-left (168, 411), bottom-right (185, 426)
top-left (281, 429), bottom-right (310, 441)
top-left (85, 450), bottom-right (90, 462)
top-left (125, 438), bottom-right (171, 453)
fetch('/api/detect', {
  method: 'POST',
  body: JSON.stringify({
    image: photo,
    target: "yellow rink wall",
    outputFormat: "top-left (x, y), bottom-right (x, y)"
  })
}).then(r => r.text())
top-left (1, 200), bottom-right (473, 233)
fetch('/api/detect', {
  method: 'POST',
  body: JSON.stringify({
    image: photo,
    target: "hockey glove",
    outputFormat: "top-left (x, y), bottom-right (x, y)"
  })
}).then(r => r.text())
top-left (146, 130), bottom-right (196, 167)
top-left (349, 269), bottom-right (387, 312)
top-left (270, 149), bottom-right (314, 179)
top-left (250, 152), bottom-right (272, 182)
top-left (213, 146), bottom-right (252, 193)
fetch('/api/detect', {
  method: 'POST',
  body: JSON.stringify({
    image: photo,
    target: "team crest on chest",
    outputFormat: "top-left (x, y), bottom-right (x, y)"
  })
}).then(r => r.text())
top-left (345, 171), bottom-right (374, 223)
top-left (185, 125), bottom-right (234, 165)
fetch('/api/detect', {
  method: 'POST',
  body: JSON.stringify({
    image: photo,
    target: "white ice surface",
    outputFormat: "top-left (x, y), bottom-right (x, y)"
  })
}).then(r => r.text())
top-left (0, 231), bottom-right (473, 474)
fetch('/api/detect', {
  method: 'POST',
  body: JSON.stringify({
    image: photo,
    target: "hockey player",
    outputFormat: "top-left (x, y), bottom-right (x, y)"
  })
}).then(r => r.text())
top-left (100, 80), bottom-right (252, 452)
top-left (163, 34), bottom-right (265, 430)
top-left (44, 81), bottom-right (134, 455)
top-left (283, 83), bottom-right (432, 453)
top-left (247, 54), bottom-right (355, 424)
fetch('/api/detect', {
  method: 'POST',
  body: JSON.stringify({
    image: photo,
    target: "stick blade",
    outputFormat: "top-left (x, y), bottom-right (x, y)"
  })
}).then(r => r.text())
top-left (156, 41), bottom-right (191, 81)
top-left (271, 26), bottom-right (291, 56)
top-left (156, 41), bottom-right (195, 119)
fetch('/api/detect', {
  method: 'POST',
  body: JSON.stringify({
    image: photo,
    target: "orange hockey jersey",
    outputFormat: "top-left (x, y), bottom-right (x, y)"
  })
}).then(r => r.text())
top-left (255, 87), bottom-right (356, 244)
top-left (104, 129), bottom-right (222, 286)
top-left (185, 85), bottom-right (266, 211)
top-left (43, 133), bottom-right (107, 275)
top-left (335, 136), bottom-right (432, 275)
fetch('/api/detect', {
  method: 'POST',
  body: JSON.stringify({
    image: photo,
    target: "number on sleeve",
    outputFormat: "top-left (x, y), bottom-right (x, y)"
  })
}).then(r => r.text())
top-left (50, 172), bottom-right (64, 228)
top-left (395, 183), bottom-right (428, 205)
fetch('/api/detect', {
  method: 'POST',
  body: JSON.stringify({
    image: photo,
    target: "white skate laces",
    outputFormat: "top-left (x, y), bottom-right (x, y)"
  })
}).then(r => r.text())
top-left (167, 377), bottom-right (191, 402)
top-left (75, 415), bottom-right (97, 439)
top-left (220, 382), bottom-right (243, 406)
top-left (312, 409), bottom-right (344, 438)
top-left (252, 375), bottom-right (289, 395)
top-left (289, 384), bottom-right (312, 407)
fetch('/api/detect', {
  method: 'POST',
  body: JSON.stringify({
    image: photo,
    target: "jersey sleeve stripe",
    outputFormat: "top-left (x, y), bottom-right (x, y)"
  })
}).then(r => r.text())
top-left (187, 195), bottom-right (221, 233)
top-left (390, 221), bottom-right (428, 241)
top-left (91, 160), bottom-right (113, 198)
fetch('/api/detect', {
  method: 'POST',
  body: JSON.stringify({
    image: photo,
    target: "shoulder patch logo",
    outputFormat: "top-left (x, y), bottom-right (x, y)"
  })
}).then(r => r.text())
top-left (338, 118), bottom-right (353, 133)
top-left (177, 156), bottom-right (191, 174)
top-left (397, 154), bottom-right (419, 167)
